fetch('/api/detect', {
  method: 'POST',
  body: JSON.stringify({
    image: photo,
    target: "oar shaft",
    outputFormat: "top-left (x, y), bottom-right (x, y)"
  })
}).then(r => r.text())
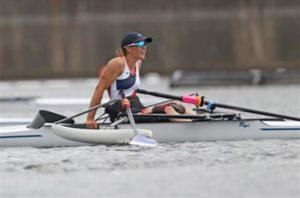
top-left (137, 89), bottom-right (203, 106)
top-left (119, 91), bottom-right (157, 147)
top-left (55, 100), bottom-right (116, 124)
top-left (137, 89), bottom-right (181, 100)
top-left (132, 114), bottom-right (206, 119)
top-left (209, 101), bottom-right (300, 121)
top-left (125, 108), bottom-right (139, 135)
top-left (144, 99), bottom-right (174, 108)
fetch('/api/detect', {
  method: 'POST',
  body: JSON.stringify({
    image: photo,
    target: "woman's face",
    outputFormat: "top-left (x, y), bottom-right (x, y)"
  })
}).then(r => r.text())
top-left (132, 46), bottom-right (147, 60)
top-left (125, 41), bottom-right (147, 60)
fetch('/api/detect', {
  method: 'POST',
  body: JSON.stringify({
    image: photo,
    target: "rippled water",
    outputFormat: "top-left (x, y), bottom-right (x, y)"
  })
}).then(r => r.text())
top-left (1, 140), bottom-right (299, 198)
top-left (0, 79), bottom-right (300, 198)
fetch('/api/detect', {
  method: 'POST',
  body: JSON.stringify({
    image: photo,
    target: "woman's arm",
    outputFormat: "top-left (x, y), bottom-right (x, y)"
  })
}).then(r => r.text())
top-left (86, 58), bottom-right (124, 129)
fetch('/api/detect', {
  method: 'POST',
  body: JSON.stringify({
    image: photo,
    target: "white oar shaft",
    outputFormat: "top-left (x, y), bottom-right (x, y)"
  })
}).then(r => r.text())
top-left (125, 108), bottom-right (138, 135)
top-left (119, 90), bottom-right (157, 147)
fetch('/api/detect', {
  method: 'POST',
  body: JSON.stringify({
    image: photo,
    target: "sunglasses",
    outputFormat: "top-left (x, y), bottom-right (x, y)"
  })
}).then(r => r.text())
top-left (125, 41), bottom-right (146, 48)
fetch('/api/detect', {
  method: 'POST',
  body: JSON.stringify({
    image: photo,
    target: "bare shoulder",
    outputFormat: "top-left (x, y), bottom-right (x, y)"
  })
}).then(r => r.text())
top-left (107, 57), bottom-right (124, 70)
top-left (102, 57), bottom-right (125, 76)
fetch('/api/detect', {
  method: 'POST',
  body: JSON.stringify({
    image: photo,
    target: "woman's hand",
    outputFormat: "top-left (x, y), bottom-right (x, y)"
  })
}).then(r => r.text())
top-left (86, 118), bottom-right (98, 129)
top-left (121, 98), bottom-right (130, 109)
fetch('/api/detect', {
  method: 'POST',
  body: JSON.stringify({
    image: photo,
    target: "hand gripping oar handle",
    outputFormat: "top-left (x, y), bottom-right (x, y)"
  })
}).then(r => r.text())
top-left (205, 101), bottom-right (300, 121)
top-left (136, 89), bottom-right (204, 106)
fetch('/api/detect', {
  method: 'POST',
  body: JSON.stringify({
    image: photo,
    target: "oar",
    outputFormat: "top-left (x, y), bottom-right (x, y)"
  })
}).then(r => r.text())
top-left (143, 99), bottom-right (174, 109)
top-left (55, 100), bottom-right (116, 124)
top-left (137, 88), bottom-right (300, 121)
top-left (142, 93), bottom-right (197, 109)
top-left (132, 113), bottom-right (207, 120)
top-left (120, 92), bottom-right (157, 147)
top-left (30, 99), bottom-right (117, 129)
top-left (203, 101), bottom-right (300, 121)
top-left (137, 89), bottom-right (204, 106)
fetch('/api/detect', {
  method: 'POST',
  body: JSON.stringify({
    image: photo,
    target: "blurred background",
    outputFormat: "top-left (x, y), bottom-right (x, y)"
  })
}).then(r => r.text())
top-left (0, 0), bottom-right (299, 81)
top-left (1, 3), bottom-right (300, 198)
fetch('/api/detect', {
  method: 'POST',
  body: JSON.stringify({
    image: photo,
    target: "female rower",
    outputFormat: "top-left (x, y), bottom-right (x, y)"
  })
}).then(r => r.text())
top-left (86, 32), bottom-right (191, 129)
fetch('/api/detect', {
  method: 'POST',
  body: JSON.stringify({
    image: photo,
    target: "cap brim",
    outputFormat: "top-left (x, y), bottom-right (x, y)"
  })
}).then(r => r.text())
top-left (143, 37), bottom-right (152, 43)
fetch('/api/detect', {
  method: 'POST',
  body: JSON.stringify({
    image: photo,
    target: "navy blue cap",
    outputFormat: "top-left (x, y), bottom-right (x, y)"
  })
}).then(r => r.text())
top-left (121, 32), bottom-right (152, 48)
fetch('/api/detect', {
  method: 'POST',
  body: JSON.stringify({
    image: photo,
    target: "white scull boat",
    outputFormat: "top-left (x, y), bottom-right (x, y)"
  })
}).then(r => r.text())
top-left (1, 89), bottom-right (300, 148)
top-left (1, 116), bottom-right (300, 148)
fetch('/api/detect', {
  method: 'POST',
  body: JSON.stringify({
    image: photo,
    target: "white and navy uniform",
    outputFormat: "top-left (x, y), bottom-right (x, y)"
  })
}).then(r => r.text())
top-left (108, 57), bottom-right (141, 99)
top-left (105, 57), bottom-right (144, 121)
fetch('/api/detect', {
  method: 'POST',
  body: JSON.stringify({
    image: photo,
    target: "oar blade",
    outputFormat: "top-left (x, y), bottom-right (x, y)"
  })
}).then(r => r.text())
top-left (130, 134), bottom-right (157, 147)
top-left (119, 90), bottom-right (157, 147)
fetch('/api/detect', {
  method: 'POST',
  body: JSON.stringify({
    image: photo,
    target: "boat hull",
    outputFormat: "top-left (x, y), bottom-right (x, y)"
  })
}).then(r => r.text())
top-left (120, 119), bottom-right (300, 142)
top-left (0, 125), bottom-right (90, 147)
top-left (0, 119), bottom-right (300, 147)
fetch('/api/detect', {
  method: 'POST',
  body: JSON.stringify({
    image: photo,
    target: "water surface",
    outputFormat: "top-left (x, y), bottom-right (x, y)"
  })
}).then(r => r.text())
top-left (0, 79), bottom-right (299, 198)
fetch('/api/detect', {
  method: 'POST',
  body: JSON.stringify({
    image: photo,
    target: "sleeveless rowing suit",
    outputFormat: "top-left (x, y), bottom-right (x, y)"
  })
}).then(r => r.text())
top-left (108, 57), bottom-right (141, 100)
top-left (105, 57), bottom-right (144, 121)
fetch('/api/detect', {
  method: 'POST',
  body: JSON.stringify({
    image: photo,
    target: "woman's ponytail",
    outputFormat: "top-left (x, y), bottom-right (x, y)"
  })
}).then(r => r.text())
top-left (115, 48), bottom-right (124, 57)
